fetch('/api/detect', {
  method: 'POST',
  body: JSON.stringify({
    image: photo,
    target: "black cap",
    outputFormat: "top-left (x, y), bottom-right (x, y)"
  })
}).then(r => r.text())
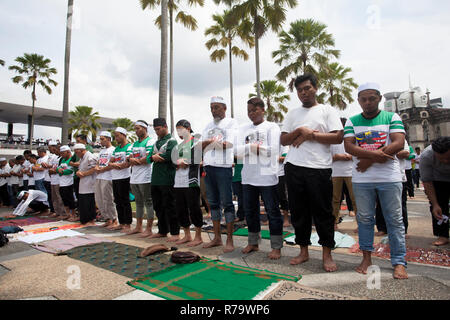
top-left (153, 118), bottom-right (167, 127)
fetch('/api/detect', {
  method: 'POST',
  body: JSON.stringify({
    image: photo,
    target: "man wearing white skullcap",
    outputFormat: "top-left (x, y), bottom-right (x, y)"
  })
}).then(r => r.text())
top-left (108, 127), bottom-right (133, 232)
top-left (47, 143), bottom-right (66, 219)
top-left (344, 82), bottom-right (408, 279)
top-left (0, 158), bottom-right (10, 207)
top-left (57, 146), bottom-right (76, 220)
top-left (94, 131), bottom-right (118, 229)
top-left (200, 96), bottom-right (238, 253)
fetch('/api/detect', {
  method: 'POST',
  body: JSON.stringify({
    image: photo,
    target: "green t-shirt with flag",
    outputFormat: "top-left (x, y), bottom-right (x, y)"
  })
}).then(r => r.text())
top-left (344, 110), bottom-right (405, 183)
top-left (111, 143), bottom-right (132, 180)
top-left (174, 138), bottom-right (200, 188)
top-left (130, 136), bottom-right (154, 184)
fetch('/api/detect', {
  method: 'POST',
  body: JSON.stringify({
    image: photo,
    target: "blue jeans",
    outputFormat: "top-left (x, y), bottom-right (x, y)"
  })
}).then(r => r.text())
top-left (242, 184), bottom-right (283, 249)
top-left (204, 166), bottom-right (235, 224)
top-left (353, 182), bottom-right (406, 267)
top-left (34, 179), bottom-right (47, 194)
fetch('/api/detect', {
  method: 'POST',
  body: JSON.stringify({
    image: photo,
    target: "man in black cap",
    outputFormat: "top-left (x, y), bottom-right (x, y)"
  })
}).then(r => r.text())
top-left (147, 118), bottom-right (180, 241)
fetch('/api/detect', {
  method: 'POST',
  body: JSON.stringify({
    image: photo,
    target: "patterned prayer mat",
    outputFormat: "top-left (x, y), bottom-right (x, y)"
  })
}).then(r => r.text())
top-left (350, 243), bottom-right (450, 267)
top-left (233, 228), bottom-right (294, 240)
top-left (127, 258), bottom-right (301, 300)
top-left (24, 223), bottom-right (83, 234)
top-left (0, 217), bottom-right (58, 228)
top-left (262, 281), bottom-right (363, 300)
top-left (64, 242), bottom-right (175, 279)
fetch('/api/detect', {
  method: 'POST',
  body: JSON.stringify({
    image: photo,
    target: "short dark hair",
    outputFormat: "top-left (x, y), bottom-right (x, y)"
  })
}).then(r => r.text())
top-left (15, 155), bottom-right (24, 161)
top-left (23, 150), bottom-right (32, 156)
top-left (76, 134), bottom-right (87, 142)
top-left (432, 137), bottom-right (450, 154)
top-left (29, 154), bottom-right (38, 160)
top-left (294, 73), bottom-right (318, 90)
top-left (247, 97), bottom-right (265, 109)
top-left (415, 147), bottom-right (420, 151)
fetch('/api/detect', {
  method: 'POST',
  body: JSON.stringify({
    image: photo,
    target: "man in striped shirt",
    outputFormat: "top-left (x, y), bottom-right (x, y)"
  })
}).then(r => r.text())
top-left (344, 83), bottom-right (408, 280)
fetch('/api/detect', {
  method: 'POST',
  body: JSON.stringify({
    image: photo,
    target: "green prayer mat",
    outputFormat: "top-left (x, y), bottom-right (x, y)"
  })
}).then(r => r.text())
top-left (233, 228), bottom-right (293, 240)
top-left (64, 242), bottom-right (175, 279)
top-left (127, 258), bottom-right (301, 300)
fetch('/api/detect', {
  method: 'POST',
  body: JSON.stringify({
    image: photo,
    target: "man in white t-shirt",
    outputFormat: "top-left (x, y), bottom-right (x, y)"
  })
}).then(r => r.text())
top-left (236, 97), bottom-right (283, 260)
top-left (48, 144), bottom-right (66, 218)
top-left (201, 96), bottom-right (238, 253)
top-left (94, 131), bottom-right (118, 229)
top-left (0, 158), bottom-right (10, 207)
top-left (280, 73), bottom-right (343, 272)
top-left (75, 143), bottom-right (97, 227)
top-left (344, 82), bottom-right (407, 280)
top-left (33, 148), bottom-right (48, 194)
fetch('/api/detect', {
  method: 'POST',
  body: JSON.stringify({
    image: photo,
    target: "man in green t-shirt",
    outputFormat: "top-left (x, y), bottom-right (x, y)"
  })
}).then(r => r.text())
top-left (147, 118), bottom-right (180, 241)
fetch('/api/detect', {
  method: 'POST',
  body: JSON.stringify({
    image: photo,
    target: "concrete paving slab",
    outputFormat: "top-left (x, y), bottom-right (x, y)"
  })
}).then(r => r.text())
top-left (113, 290), bottom-right (164, 300)
top-left (19, 296), bottom-right (58, 300)
top-left (0, 264), bottom-right (10, 277)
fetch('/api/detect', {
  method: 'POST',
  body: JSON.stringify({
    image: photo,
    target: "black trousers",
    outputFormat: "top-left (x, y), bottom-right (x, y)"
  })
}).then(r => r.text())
top-left (341, 182), bottom-right (354, 212)
top-left (174, 187), bottom-right (203, 229)
top-left (78, 193), bottom-right (96, 224)
top-left (44, 181), bottom-right (54, 212)
top-left (430, 181), bottom-right (449, 238)
top-left (375, 182), bottom-right (409, 234)
top-left (0, 184), bottom-right (10, 206)
top-left (405, 169), bottom-right (414, 197)
top-left (152, 185), bottom-right (179, 236)
top-left (232, 181), bottom-right (245, 219)
top-left (11, 184), bottom-right (20, 207)
top-left (60, 185), bottom-right (76, 210)
top-left (285, 163), bottom-right (335, 248)
top-left (112, 178), bottom-right (133, 225)
top-left (29, 200), bottom-right (49, 213)
top-left (276, 175), bottom-right (289, 211)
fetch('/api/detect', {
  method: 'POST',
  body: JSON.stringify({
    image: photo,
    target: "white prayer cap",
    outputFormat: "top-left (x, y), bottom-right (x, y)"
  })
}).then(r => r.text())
top-left (135, 121), bottom-right (149, 129)
top-left (99, 131), bottom-right (112, 138)
top-left (48, 140), bottom-right (58, 146)
top-left (60, 145), bottom-right (71, 152)
top-left (114, 127), bottom-right (128, 136)
top-left (358, 82), bottom-right (381, 95)
top-left (17, 191), bottom-right (26, 200)
top-left (210, 96), bottom-right (226, 105)
top-left (73, 143), bottom-right (86, 150)
top-left (0, 157), bottom-right (6, 161)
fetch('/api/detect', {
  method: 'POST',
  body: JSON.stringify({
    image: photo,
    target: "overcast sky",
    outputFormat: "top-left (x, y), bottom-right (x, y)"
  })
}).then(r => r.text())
top-left (1, 0), bottom-right (449, 140)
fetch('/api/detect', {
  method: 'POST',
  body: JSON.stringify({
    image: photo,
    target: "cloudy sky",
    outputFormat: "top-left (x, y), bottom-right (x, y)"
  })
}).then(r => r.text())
top-left (1, 0), bottom-right (449, 140)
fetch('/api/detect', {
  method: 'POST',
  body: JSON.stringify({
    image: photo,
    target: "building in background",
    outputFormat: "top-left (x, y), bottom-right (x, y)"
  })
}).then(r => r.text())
top-left (384, 86), bottom-right (450, 150)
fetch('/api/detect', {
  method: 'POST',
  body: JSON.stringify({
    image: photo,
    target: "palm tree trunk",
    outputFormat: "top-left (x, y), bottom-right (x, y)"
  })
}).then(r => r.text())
top-left (255, 35), bottom-right (261, 99)
top-left (158, 0), bottom-right (169, 120)
top-left (228, 41), bottom-right (234, 118)
top-left (169, 6), bottom-right (174, 133)
top-left (62, 0), bottom-right (73, 145)
top-left (30, 81), bottom-right (36, 149)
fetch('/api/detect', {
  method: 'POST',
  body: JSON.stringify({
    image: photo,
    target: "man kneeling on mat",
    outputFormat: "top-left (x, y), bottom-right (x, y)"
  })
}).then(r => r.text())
top-left (4, 190), bottom-right (49, 218)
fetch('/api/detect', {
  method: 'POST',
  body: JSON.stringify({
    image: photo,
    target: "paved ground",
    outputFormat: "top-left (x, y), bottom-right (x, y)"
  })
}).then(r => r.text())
top-left (0, 188), bottom-right (448, 300)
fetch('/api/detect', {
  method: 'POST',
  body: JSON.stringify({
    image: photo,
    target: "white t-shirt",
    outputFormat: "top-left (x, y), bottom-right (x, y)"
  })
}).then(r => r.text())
top-left (96, 146), bottom-right (115, 181)
top-left (415, 154), bottom-right (421, 170)
top-left (22, 160), bottom-right (30, 181)
top-left (34, 155), bottom-right (48, 181)
top-left (202, 117), bottom-right (238, 168)
top-left (10, 164), bottom-right (22, 185)
top-left (44, 154), bottom-right (57, 182)
top-left (50, 155), bottom-right (61, 185)
top-left (237, 121), bottom-right (281, 187)
top-left (278, 145), bottom-right (289, 177)
top-left (130, 137), bottom-right (155, 184)
top-left (331, 142), bottom-right (353, 177)
top-left (281, 104), bottom-right (343, 169)
top-left (5, 164), bottom-right (12, 186)
top-left (110, 144), bottom-right (133, 181)
top-left (0, 166), bottom-right (7, 187)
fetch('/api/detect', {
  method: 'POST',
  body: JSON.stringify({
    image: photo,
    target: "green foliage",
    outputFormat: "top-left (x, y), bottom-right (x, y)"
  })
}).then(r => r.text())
top-left (68, 106), bottom-right (101, 141)
top-left (249, 80), bottom-right (290, 123)
top-left (110, 118), bottom-right (138, 145)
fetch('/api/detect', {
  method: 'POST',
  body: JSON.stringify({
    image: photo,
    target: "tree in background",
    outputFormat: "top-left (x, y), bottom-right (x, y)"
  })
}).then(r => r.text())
top-left (68, 106), bottom-right (101, 142)
top-left (249, 80), bottom-right (290, 123)
top-left (205, 9), bottom-right (254, 118)
top-left (140, 0), bottom-right (204, 132)
top-left (214, 0), bottom-right (298, 98)
top-left (272, 19), bottom-right (340, 91)
top-left (110, 118), bottom-right (138, 145)
top-left (62, 0), bottom-right (74, 145)
top-left (0, 59), bottom-right (4, 66)
top-left (9, 53), bottom-right (58, 148)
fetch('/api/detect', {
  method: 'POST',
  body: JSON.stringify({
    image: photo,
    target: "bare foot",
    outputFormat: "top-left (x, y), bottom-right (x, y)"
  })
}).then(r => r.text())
top-left (125, 228), bottom-right (143, 235)
top-left (432, 237), bottom-right (449, 246)
top-left (139, 229), bottom-right (153, 238)
top-left (148, 233), bottom-right (167, 239)
top-left (223, 239), bottom-right (235, 253)
top-left (203, 238), bottom-right (223, 249)
top-left (242, 245), bottom-right (259, 254)
top-left (81, 221), bottom-right (96, 227)
top-left (323, 256), bottom-right (338, 272)
top-left (176, 236), bottom-right (192, 245)
top-left (261, 220), bottom-right (269, 225)
top-left (393, 265), bottom-right (408, 279)
top-left (353, 228), bottom-right (359, 234)
top-left (121, 225), bottom-right (131, 233)
top-left (334, 224), bottom-right (339, 231)
top-left (187, 239), bottom-right (203, 247)
top-left (108, 224), bottom-right (123, 231)
top-left (167, 235), bottom-right (180, 242)
top-left (375, 231), bottom-right (387, 237)
top-left (290, 253), bottom-right (309, 265)
top-left (355, 259), bottom-right (372, 274)
top-left (268, 249), bottom-right (281, 260)
top-left (349, 211), bottom-right (356, 217)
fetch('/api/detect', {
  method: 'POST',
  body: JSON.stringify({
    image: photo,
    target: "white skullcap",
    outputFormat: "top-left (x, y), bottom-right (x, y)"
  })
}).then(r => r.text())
top-left (114, 127), bottom-right (127, 136)
top-left (100, 131), bottom-right (112, 138)
top-left (0, 157), bottom-right (6, 161)
top-left (48, 140), bottom-right (57, 146)
top-left (358, 82), bottom-right (381, 95)
top-left (73, 143), bottom-right (86, 150)
top-left (210, 96), bottom-right (226, 105)
top-left (60, 145), bottom-right (71, 152)
top-left (135, 121), bottom-right (148, 129)
top-left (17, 191), bottom-right (26, 200)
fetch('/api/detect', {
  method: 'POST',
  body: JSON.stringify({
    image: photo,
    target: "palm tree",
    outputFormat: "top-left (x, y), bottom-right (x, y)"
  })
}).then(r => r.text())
top-left (140, 0), bottom-right (204, 132)
top-left (0, 59), bottom-right (4, 66)
top-left (68, 106), bottom-right (101, 142)
top-left (319, 62), bottom-right (358, 110)
top-left (62, 0), bottom-right (74, 145)
top-left (214, 0), bottom-right (298, 98)
top-left (111, 118), bottom-right (138, 145)
top-left (249, 80), bottom-right (290, 123)
top-left (8, 53), bottom-right (58, 148)
top-left (272, 19), bottom-right (340, 91)
top-left (205, 10), bottom-right (254, 118)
